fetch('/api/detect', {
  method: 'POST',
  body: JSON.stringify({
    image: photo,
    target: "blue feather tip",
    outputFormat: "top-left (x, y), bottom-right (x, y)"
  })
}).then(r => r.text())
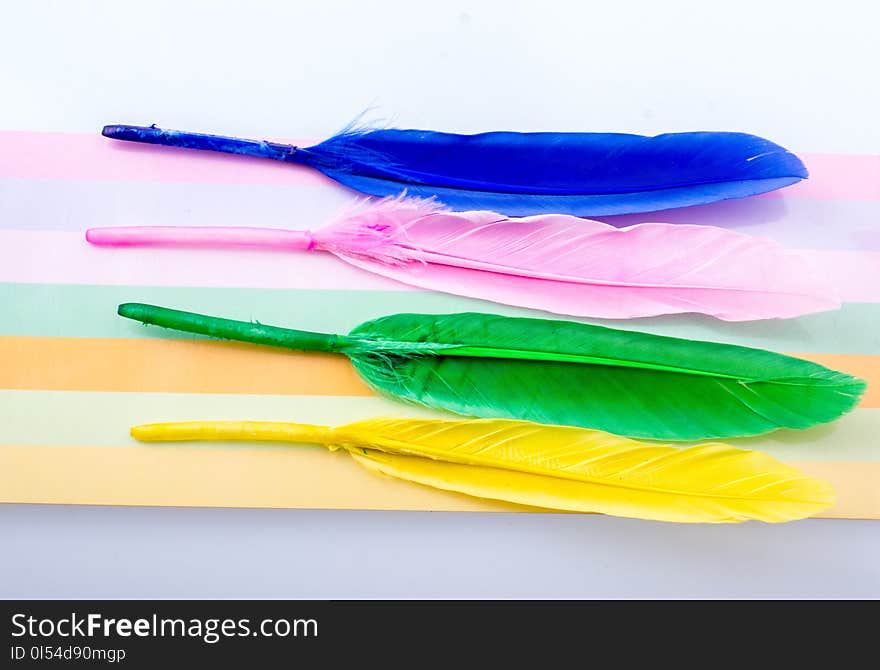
top-left (101, 123), bottom-right (808, 216)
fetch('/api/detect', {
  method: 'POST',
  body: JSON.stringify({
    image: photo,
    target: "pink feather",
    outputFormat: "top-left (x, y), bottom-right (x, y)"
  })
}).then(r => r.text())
top-left (86, 196), bottom-right (840, 321)
top-left (310, 197), bottom-right (840, 321)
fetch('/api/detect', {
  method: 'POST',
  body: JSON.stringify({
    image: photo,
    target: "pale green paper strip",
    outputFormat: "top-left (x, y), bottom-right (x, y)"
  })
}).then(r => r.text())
top-left (1, 390), bottom-right (877, 462)
top-left (2, 283), bottom-right (880, 353)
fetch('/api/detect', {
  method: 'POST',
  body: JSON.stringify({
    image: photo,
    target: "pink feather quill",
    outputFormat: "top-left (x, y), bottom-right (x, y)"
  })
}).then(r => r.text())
top-left (85, 196), bottom-right (839, 321)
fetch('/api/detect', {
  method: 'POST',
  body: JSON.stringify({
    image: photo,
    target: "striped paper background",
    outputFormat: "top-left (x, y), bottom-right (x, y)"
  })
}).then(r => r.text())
top-left (1, 131), bottom-right (878, 518)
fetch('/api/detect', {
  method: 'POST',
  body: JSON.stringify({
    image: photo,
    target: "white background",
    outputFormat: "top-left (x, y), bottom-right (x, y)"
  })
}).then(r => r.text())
top-left (2, 0), bottom-right (879, 598)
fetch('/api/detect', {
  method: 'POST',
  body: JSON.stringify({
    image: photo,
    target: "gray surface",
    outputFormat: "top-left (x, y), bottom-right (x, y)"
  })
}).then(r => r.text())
top-left (3, 505), bottom-right (878, 598)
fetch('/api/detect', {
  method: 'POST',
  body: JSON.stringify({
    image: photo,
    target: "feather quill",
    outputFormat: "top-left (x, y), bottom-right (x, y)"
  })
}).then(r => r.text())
top-left (117, 304), bottom-right (865, 440)
top-left (130, 417), bottom-right (835, 523)
top-left (101, 124), bottom-right (808, 216)
top-left (87, 196), bottom-right (839, 321)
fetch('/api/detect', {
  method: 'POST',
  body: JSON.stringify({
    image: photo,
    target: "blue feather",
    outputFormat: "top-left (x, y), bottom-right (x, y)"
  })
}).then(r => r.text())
top-left (102, 124), bottom-right (808, 216)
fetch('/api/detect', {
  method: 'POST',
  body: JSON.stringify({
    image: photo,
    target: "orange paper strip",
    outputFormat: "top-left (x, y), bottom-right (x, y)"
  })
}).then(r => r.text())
top-left (0, 444), bottom-right (874, 519)
top-left (0, 336), bottom-right (875, 406)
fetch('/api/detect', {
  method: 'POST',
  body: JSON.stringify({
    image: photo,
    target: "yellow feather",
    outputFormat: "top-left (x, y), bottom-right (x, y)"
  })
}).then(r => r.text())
top-left (131, 417), bottom-right (834, 523)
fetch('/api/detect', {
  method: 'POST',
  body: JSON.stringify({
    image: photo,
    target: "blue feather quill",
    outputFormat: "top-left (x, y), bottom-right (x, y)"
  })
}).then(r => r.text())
top-left (102, 124), bottom-right (808, 216)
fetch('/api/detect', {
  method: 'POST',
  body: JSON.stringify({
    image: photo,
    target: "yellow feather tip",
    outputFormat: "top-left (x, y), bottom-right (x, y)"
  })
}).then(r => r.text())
top-left (129, 417), bottom-right (835, 524)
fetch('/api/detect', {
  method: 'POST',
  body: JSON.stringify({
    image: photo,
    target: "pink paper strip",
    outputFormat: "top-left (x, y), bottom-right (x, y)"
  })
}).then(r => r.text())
top-left (0, 131), bottom-right (877, 201)
top-left (799, 250), bottom-right (880, 304)
top-left (768, 153), bottom-right (880, 201)
top-left (0, 230), bottom-right (404, 291)
top-left (0, 230), bottom-right (876, 303)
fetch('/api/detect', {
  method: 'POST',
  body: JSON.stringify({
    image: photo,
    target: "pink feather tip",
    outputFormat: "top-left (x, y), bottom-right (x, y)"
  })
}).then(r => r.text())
top-left (85, 195), bottom-right (841, 321)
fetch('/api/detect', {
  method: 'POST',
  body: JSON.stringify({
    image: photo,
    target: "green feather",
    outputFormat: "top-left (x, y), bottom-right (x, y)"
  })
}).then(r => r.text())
top-left (117, 304), bottom-right (866, 440)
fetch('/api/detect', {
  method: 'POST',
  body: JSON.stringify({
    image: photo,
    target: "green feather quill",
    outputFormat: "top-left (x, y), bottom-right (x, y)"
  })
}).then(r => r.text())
top-left (117, 304), bottom-right (865, 440)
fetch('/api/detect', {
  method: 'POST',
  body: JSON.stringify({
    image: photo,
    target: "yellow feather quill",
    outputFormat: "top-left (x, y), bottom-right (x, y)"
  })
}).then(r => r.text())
top-left (131, 417), bottom-right (834, 524)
